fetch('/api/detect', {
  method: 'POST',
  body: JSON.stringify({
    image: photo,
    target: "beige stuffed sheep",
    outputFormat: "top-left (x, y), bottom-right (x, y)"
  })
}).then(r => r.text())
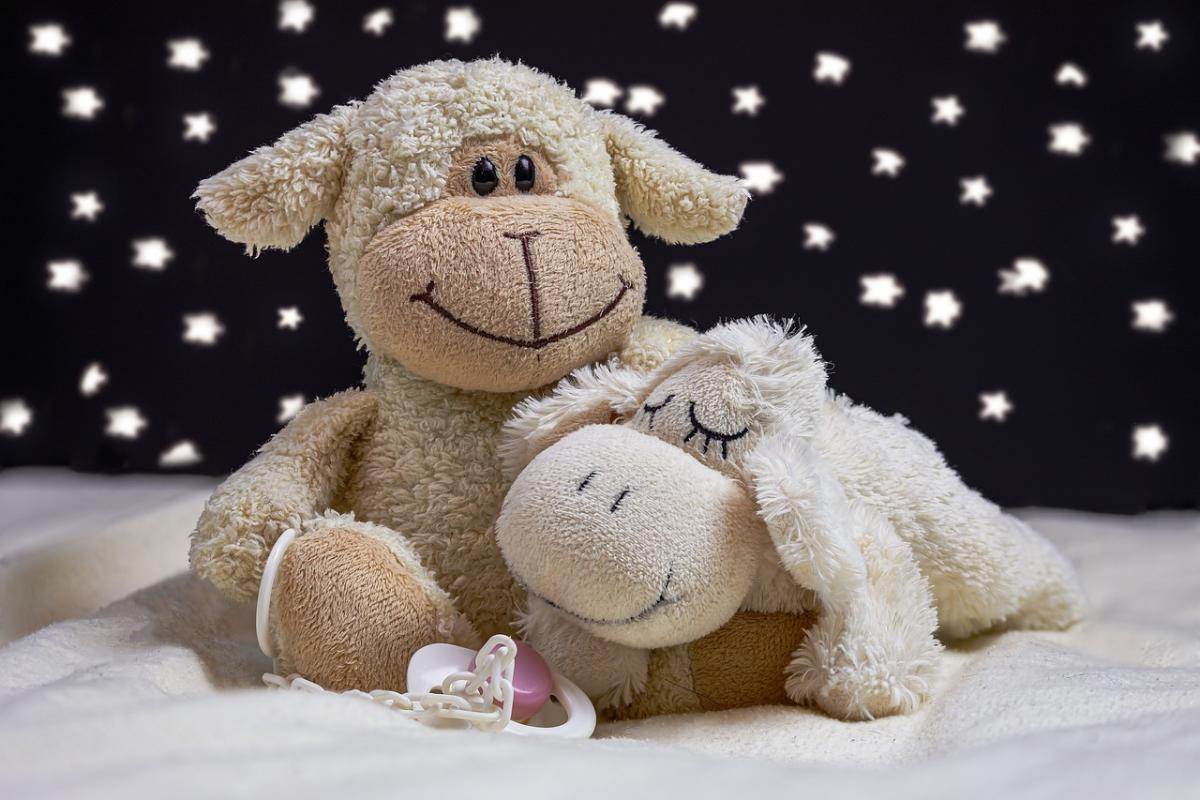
top-left (188, 58), bottom-right (748, 692)
top-left (497, 317), bottom-right (1085, 720)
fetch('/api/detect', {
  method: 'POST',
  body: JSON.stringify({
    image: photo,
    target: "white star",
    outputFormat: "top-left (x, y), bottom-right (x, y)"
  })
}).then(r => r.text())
top-left (924, 290), bottom-right (962, 328)
top-left (1055, 62), bottom-right (1088, 87)
top-left (732, 86), bottom-right (765, 116)
top-left (625, 85), bottom-right (665, 116)
top-left (0, 399), bottom-right (33, 436)
top-left (871, 148), bottom-right (905, 177)
top-left (960, 175), bottom-right (993, 206)
top-left (979, 391), bottom-right (1013, 422)
top-left (47, 260), bottom-right (88, 292)
top-left (363, 8), bottom-right (393, 35)
top-left (29, 23), bottom-right (70, 56)
top-left (658, 2), bottom-right (696, 30)
top-left (278, 394), bottom-right (306, 423)
top-left (1112, 215), bottom-right (1145, 245)
top-left (445, 6), bottom-right (481, 42)
top-left (80, 362), bottom-right (108, 396)
top-left (1164, 131), bottom-right (1200, 166)
top-left (279, 0), bottom-right (315, 33)
top-left (803, 223), bottom-right (835, 251)
top-left (62, 87), bottom-right (104, 120)
top-left (70, 191), bottom-right (104, 221)
top-left (814, 52), bottom-right (851, 84)
top-left (965, 20), bottom-right (1006, 53)
top-left (278, 72), bottom-right (320, 109)
top-left (1136, 20), bottom-right (1169, 51)
top-left (860, 274), bottom-right (905, 308)
top-left (738, 161), bottom-right (783, 194)
top-left (998, 258), bottom-right (1049, 295)
top-left (105, 406), bottom-right (147, 439)
top-left (666, 263), bottom-right (703, 300)
top-left (183, 112), bottom-right (216, 142)
top-left (1048, 122), bottom-right (1090, 156)
top-left (1132, 424), bottom-right (1168, 462)
top-left (183, 312), bottom-right (226, 345)
top-left (167, 38), bottom-right (209, 70)
top-left (159, 440), bottom-right (203, 468)
top-left (932, 95), bottom-right (965, 126)
top-left (582, 78), bottom-right (622, 107)
top-left (1131, 299), bottom-right (1174, 333)
top-left (278, 306), bottom-right (304, 329)
top-left (132, 238), bottom-right (174, 270)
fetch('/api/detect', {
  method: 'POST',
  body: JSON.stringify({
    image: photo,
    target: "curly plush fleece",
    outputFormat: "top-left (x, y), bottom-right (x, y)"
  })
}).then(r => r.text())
top-left (193, 58), bottom-right (748, 351)
top-left (502, 317), bottom-right (1086, 720)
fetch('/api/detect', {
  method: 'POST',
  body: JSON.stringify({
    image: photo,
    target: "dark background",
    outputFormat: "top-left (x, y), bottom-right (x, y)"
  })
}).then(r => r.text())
top-left (3, 1), bottom-right (1197, 511)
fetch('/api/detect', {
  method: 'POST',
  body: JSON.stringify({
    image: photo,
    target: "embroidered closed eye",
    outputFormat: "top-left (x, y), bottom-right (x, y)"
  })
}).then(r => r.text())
top-left (641, 394), bottom-right (675, 430)
top-left (684, 401), bottom-right (749, 459)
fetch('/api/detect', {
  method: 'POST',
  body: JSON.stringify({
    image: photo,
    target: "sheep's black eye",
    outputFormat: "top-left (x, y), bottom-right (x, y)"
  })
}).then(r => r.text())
top-left (514, 155), bottom-right (536, 192)
top-left (471, 157), bottom-right (499, 195)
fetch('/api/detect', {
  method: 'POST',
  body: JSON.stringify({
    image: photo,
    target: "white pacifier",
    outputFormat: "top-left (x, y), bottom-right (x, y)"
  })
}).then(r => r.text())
top-left (403, 638), bottom-right (595, 737)
top-left (257, 529), bottom-right (596, 738)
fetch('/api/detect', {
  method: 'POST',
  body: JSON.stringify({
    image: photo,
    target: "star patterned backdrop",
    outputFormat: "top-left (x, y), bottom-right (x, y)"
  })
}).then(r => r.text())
top-left (3, 1), bottom-right (1198, 511)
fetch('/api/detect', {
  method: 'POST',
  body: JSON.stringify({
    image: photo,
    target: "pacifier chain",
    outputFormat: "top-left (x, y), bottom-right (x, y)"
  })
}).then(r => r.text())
top-left (263, 633), bottom-right (519, 731)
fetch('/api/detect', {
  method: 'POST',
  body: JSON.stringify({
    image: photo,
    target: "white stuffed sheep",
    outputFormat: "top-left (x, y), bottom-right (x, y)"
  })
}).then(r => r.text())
top-left (496, 317), bottom-right (1085, 720)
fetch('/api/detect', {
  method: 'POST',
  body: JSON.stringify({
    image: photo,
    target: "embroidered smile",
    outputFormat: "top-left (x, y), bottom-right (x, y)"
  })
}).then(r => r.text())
top-left (409, 230), bottom-right (633, 349)
top-left (529, 569), bottom-right (677, 627)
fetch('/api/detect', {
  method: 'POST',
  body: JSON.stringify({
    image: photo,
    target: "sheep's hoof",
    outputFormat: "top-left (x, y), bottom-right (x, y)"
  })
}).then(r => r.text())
top-left (272, 527), bottom-right (442, 692)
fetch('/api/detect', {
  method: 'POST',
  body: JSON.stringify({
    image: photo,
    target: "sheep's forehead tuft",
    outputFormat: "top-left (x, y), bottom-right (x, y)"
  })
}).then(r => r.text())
top-left (353, 59), bottom-right (600, 163)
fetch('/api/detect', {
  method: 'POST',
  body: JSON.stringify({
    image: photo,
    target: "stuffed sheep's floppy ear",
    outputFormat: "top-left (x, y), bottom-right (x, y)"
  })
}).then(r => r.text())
top-left (193, 103), bottom-right (355, 252)
top-left (600, 111), bottom-right (750, 244)
top-left (746, 429), bottom-right (941, 719)
top-left (747, 431), bottom-right (871, 607)
top-left (499, 363), bottom-right (654, 480)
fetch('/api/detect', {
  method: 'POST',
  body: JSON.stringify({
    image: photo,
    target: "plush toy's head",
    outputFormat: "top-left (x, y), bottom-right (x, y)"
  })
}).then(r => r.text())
top-left (496, 318), bottom-right (829, 648)
top-left (498, 422), bottom-right (766, 648)
top-left (194, 59), bottom-right (748, 392)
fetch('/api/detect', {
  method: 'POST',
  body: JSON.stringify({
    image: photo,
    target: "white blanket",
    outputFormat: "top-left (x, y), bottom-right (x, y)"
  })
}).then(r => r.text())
top-left (1, 469), bottom-right (1198, 799)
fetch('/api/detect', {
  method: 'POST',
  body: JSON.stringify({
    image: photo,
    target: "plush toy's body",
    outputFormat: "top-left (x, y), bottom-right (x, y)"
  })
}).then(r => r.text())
top-left (498, 318), bottom-right (1086, 720)
top-left (189, 59), bottom-right (747, 692)
top-left (199, 323), bottom-right (690, 689)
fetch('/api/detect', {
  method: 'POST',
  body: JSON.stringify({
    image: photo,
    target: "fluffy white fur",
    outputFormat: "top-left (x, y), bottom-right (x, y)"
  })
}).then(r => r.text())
top-left (748, 432), bottom-right (940, 719)
top-left (500, 316), bottom-right (1085, 720)
top-left (498, 363), bottom-right (654, 480)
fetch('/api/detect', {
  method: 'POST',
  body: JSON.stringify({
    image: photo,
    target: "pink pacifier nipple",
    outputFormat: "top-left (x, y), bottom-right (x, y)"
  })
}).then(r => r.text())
top-left (470, 639), bottom-right (553, 721)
